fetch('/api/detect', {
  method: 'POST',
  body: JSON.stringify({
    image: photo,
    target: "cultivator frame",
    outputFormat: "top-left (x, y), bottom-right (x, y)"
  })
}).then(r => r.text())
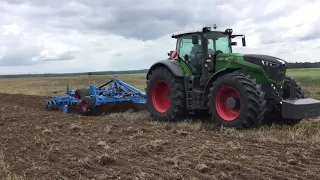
top-left (45, 84), bottom-right (80, 112)
top-left (45, 78), bottom-right (146, 113)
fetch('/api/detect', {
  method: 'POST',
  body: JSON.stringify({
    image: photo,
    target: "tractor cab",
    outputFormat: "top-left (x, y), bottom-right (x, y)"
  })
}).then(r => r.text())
top-left (171, 25), bottom-right (246, 76)
top-left (169, 25), bottom-right (246, 87)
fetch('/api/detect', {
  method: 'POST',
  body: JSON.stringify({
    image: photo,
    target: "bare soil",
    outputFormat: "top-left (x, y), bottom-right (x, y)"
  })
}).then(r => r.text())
top-left (1, 93), bottom-right (320, 180)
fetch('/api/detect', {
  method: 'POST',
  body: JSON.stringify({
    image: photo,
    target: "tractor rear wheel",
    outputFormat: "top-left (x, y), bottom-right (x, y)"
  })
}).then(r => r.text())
top-left (207, 72), bottom-right (267, 128)
top-left (146, 67), bottom-right (187, 121)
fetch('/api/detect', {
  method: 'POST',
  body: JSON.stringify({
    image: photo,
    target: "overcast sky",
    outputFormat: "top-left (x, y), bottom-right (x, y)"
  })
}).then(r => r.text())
top-left (0, 0), bottom-right (320, 75)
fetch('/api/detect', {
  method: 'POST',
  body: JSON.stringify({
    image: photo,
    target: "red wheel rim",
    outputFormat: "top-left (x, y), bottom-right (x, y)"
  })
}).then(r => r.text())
top-left (75, 93), bottom-right (81, 99)
top-left (152, 80), bottom-right (170, 113)
top-left (215, 87), bottom-right (241, 121)
top-left (81, 101), bottom-right (87, 111)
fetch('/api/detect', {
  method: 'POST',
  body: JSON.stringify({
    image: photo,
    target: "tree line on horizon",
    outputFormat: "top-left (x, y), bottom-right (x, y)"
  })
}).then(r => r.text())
top-left (0, 62), bottom-right (319, 78)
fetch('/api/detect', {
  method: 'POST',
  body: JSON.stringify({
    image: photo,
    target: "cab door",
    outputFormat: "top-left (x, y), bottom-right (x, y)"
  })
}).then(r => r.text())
top-left (176, 34), bottom-right (202, 74)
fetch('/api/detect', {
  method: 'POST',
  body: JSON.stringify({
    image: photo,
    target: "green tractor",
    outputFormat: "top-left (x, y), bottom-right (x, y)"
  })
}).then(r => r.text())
top-left (145, 25), bottom-right (320, 128)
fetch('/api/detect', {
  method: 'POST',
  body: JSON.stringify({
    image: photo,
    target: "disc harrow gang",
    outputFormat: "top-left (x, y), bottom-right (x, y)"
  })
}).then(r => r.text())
top-left (45, 78), bottom-right (146, 114)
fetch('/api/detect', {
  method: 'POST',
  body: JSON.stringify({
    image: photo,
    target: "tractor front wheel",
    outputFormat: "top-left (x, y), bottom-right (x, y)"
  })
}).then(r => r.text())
top-left (146, 67), bottom-right (187, 122)
top-left (208, 72), bottom-right (267, 128)
top-left (272, 76), bottom-right (305, 125)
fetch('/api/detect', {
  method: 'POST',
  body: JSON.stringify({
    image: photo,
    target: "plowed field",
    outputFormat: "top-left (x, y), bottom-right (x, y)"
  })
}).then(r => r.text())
top-left (1, 92), bottom-right (320, 180)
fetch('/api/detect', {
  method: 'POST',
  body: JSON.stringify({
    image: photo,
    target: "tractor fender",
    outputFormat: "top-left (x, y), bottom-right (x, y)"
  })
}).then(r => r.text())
top-left (146, 60), bottom-right (185, 79)
top-left (203, 68), bottom-right (240, 99)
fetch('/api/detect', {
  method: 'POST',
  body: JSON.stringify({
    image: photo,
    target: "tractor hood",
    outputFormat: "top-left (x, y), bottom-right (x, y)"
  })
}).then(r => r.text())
top-left (242, 54), bottom-right (287, 82)
top-left (243, 54), bottom-right (287, 66)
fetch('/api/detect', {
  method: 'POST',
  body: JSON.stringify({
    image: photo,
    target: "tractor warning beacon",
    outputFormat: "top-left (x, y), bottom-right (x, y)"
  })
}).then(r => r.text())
top-left (145, 25), bottom-right (320, 128)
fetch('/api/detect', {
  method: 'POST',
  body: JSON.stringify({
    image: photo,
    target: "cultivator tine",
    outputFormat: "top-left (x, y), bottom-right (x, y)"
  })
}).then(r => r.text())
top-left (45, 84), bottom-right (82, 113)
top-left (66, 84), bottom-right (70, 95)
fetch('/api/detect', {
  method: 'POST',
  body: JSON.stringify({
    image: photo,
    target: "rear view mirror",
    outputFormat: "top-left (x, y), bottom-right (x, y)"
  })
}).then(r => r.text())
top-left (192, 35), bottom-right (198, 44)
top-left (231, 34), bottom-right (247, 47)
top-left (242, 36), bottom-right (246, 46)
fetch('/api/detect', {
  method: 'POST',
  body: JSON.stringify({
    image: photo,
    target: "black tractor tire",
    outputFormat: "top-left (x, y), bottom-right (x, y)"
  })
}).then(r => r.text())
top-left (75, 88), bottom-right (90, 100)
top-left (146, 67), bottom-right (187, 122)
top-left (207, 72), bottom-right (267, 129)
top-left (283, 76), bottom-right (305, 99)
top-left (273, 76), bottom-right (305, 125)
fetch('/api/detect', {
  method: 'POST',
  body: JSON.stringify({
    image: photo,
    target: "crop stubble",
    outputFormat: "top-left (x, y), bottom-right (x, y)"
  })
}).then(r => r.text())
top-left (0, 93), bottom-right (320, 179)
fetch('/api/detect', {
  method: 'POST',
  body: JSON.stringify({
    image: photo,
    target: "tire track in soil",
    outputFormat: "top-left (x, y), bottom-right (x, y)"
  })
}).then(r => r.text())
top-left (0, 93), bottom-right (320, 179)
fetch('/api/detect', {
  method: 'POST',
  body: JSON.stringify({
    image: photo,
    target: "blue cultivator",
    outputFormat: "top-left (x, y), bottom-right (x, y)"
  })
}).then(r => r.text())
top-left (45, 78), bottom-right (146, 114)
top-left (45, 85), bottom-right (80, 112)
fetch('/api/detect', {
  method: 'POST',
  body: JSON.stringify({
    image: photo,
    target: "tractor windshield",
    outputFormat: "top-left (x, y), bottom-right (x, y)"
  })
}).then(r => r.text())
top-left (177, 32), bottom-right (231, 62)
top-left (177, 32), bottom-right (231, 64)
top-left (177, 31), bottom-right (232, 73)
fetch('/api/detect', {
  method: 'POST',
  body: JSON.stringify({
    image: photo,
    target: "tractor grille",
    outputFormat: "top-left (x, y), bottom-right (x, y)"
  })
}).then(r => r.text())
top-left (262, 62), bottom-right (286, 82)
top-left (243, 54), bottom-right (287, 82)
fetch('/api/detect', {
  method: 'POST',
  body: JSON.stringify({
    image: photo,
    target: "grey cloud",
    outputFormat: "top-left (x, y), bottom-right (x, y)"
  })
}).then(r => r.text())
top-left (114, 52), bottom-right (124, 57)
top-left (259, 30), bottom-right (277, 44)
top-left (257, 27), bottom-right (289, 45)
top-left (6, 0), bottom-right (66, 7)
top-left (0, 29), bottom-right (40, 66)
top-left (1, 0), bottom-right (319, 70)
top-left (0, 48), bottom-right (76, 66)
top-left (252, 2), bottom-right (301, 23)
top-left (4, 0), bottom-right (317, 42)
top-left (4, 0), bottom-right (239, 40)
top-left (82, 0), bottom-right (240, 40)
top-left (34, 51), bottom-right (76, 62)
top-left (0, 28), bottom-right (76, 66)
top-left (0, 48), bottom-right (40, 66)
top-left (3, 0), bottom-right (318, 42)
top-left (298, 18), bottom-right (320, 41)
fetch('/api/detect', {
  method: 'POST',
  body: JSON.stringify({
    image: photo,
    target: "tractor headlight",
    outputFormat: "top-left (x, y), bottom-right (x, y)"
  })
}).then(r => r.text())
top-left (261, 60), bottom-right (277, 67)
top-left (276, 58), bottom-right (286, 65)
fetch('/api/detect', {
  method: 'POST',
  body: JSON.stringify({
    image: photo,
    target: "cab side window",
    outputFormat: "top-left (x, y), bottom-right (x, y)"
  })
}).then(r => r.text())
top-left (208, 39), bottom-right (214, 55)
top-left (177, 36), bottom-right (194, 61)
top-left (215, 36), bottom-right (230, 53)
top-left (176, 34), bottom-right (202, 73)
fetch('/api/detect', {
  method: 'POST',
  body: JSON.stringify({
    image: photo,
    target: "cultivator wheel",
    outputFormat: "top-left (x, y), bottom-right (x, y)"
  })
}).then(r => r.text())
top-left (75, 88), bottom-right (90, 100)
top-left (80, 96), bottom-right (101, 116)
top-left (146, 67), bottom-right (187, 122)
top-left (207, 71), bottom-right (267, 129)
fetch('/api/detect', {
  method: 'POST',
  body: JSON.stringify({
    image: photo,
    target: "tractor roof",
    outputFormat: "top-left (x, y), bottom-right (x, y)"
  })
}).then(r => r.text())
top-left (171, 28), bottom-right (225, 38)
